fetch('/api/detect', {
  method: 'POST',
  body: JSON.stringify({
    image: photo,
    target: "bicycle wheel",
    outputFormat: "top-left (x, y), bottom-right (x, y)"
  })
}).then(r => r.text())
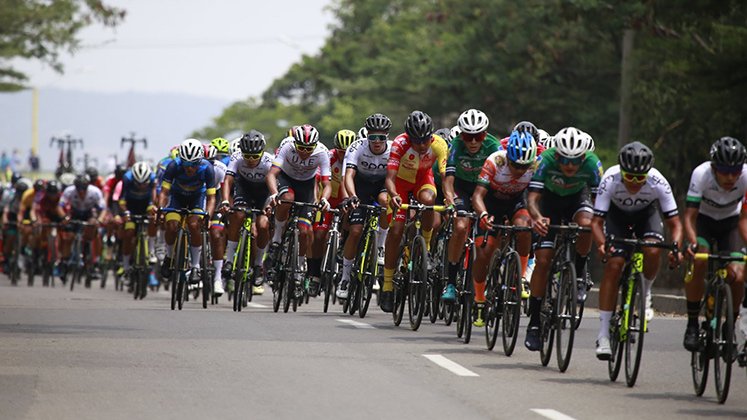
top-left (392, 252), bottom-right (407, 327)
top-left (170, 270), bottom-right (178, 310)
top-left (321, 231), bottom-right (338, 313)
top-left (348, 272), bottom-right (359, 316)
top-left (608, 279), bottom-right (625, 381)
top-left (484, 250), bottom-right (502, 351)
top-left (555, 261), bottom-right (577, 372)
top-left (461, 255), bottom-right (474, 343)
top-left (430, 234), bottom-right (447, 324)
top-left (272, 271), bottom-right (284, 313)
top-left (201, 269), bottom-right (211, 309)
top-left (714, 284), bottom-right (734, 404)
top-left (407, 236), bottom-right (428, 331)
top-left (359, 232), bottom-right (378, 319)
top-left (27, 254), bottom-right (35, 287)
top-left (501, 251), bottom-right (522, 356)
top-left (540, 267), bottom-right (557, 367)
top-left (625, 274), bottom-right (646, 387)
top-left (691, 294), bottom-right (710, 396)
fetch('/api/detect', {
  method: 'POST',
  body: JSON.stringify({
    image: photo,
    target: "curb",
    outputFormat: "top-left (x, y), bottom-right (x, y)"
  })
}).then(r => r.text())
top-left (586, 287), bottom-right (686, 316)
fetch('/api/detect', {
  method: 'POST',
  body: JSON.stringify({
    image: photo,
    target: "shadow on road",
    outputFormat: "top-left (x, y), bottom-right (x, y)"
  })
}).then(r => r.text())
top-left (0, 323), bottom-right (140, 335)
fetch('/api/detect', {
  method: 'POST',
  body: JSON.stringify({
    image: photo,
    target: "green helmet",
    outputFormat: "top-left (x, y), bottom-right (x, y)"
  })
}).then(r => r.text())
top-left (210, 137), bottom-right (230, 154)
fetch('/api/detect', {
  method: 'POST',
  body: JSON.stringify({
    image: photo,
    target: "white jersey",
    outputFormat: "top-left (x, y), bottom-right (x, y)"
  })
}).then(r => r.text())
top-left (594, 165), bottom-right (678, 218)
top-left (686, 161), bottom-right (747, 220)
top-left (60, 185), bottom-right (106, 213)
top-left (212, 160), bottom-right (227, 187)
top-left (272, 141), bottom-right (330, 181)
top-left (343, 138), bottom-right (392, 181)
top-left (226, 151), bottom-right (274, 184)
top-left (476, 150), bottom-right (536, 199)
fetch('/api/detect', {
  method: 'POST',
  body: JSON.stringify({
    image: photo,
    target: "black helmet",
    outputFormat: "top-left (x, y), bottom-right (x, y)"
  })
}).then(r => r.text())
top-left (513, 121), bottom-right (539, 141)
top-left (618, 141), bottom-right (654, 174)
top-left (365, 113), bottom-right (392, 132)
top-left (710, 136), bottom-right (746, 167)
top-left (74, 173), bottom-right (90, 191)
top-left (33, 179), bottom-right (45, 191)
top-left (114, 164), bottom-right (127, 179)
top-left (85, 167), bottom-right (98, 181)
top-left (10, 172), bottom-right (21, 185)
top-left (404, 110), bottom-right (433, 141)
top-left (239, 130), bottom-right (266, 154)
top-left (46, 180), bottom-right (61, 194)
top-left (14, 180), bottom-right (29, 194)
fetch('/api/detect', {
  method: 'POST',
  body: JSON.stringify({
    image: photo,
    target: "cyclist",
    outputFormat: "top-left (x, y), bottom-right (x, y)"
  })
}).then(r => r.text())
top-left (430, 127), bottom-right (454, 248)
top-left (266, 124), bottom-right (331, 294)
top-left (381, 110), bottom-right (448, 312)
top-left (590, 141), bottom-right (682, 359)
top-left (310, 129), bottom-right (353, 296)
top-left (2, 178), bottom-right (31, 271)
top-left (471, 130), bottom-right (538, 327)
top-left (19, 179), bottom-right (45, 258)
top-left (338, 113), bottom-right (393, 299)
top-left (86, 167), bottom-right (104, 191)
top-left (119, 162), bottom-right (157, 282)
top-left (57, 174), bottom-right (108, 280)
top-left (156, 146), bottom-right (179, 195)
top-left (682, 136), bottom-right (747, 351)
top-left (524, 127), bottom-right (602, 351)
top-left (441, 109), bottom-right (500, 305)
top-left (204, 143), bottom-right (228, 296)
top-left (221, 130), bottom-right (274, 295)
top-left (158, 138), bottom-right (216, 280)
top-left (33, 180), bottom-right (64, 268)
top-left (211, 137), bottom-right (231, 166)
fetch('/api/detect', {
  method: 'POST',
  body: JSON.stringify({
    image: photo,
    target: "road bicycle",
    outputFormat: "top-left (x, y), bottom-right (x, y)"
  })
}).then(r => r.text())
top-left (129, 214), bottom-right (153, 300)
top-left (229, 206), bottom-right (264, 312)
top-left (269, 200), bottom-right (309, 313)
top-left (159, 208), bottom-right (208, 310)
top-left (347, 204), bottom-right (383, 318)
top-left (319, 207), bottom-right (343, 314)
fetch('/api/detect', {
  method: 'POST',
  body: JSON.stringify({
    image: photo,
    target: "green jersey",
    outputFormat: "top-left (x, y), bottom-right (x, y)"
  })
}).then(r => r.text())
top-left (445, 133), bottom-right (500, 183)
top-left (529, 148), bottom-right (603, 196)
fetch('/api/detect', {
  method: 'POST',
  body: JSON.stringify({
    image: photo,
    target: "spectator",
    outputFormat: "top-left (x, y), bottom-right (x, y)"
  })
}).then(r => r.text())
top-left (28, 149), bottom-right (40, 172)
top-left (0, 151), bottom-right (9, 182)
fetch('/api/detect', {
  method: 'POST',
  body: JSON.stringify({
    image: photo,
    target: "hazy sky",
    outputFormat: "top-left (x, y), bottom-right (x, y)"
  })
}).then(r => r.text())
top-left (13, 0), bottom-right (334, 101)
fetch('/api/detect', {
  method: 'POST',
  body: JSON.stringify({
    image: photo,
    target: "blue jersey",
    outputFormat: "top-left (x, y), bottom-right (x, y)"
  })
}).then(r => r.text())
top-left (121, 170), bottom-right (155, 202)
top-left (220, 155), bottom-right (231, 166)
top-left (156, 156), bottom-right (173, 194)
top-left (162, 158), bottom-right (216, 196)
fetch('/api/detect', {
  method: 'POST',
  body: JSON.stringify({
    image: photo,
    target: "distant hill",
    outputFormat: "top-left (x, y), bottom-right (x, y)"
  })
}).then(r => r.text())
top-left (0, 88), bottom-right (229, 173)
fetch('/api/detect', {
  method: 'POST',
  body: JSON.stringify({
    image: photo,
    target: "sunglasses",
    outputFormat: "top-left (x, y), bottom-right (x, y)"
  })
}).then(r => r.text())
top-left (242, 153), bottom-right (262, 160)
top-left (368, 134), bottom-right (388, 142)
top-left (461, 132), bottom-right (486, 143)
top-left (713, 163), bottom-right (743, 175)
top-left (410, 135), bottom-right (432, 145)
top-left (295, 144), bottom-right (316, 152)
top-left (621, 170), bottom-right (648, 184)
top-left (557, 155), bottom-right (584, 166)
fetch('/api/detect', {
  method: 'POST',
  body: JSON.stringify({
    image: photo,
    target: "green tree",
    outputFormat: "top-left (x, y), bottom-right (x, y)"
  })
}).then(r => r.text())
top-left (0, 0), bottom-right (125, 91)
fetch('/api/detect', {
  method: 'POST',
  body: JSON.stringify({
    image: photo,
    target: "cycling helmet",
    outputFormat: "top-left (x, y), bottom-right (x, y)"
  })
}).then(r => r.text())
top-left (580, 131), bottom-right (595, 152)
top-left (404, 110), bottom-right (433, 141)
top-left (14, 180), bottom-right (29, 194)
top-left (457, 109), bottom-right (489, 134)
top-left (434, 128), bottom-right (452, 144)
top-left (10, 172), bottom-right (21, 185)
top-left (59, 172), bottom-right (75, 188)
top-left (287, 126), bottom-right (298, 138)
top-left (73, 173), bottom-right (90, 190)
top-left (292, 124), bottom-right (320, 146)
top-left (85, 167), bottom-right (99, 181)
top-left (210, 137), bottom-right (230, 154)
top-left (334, 129), bottom-right (357, 150)
top-left (169, 145), bottom-right (179, 159)
top-left (357, 127), bottom-right (368, 140)
top-left (364, 113), bottom-right (392, 132)
top-left (450, 125), bottom-right (462, 141)
top-left (205, 144), bottom-right (217, 161)
top-left (46, 180), bottom-right (61, 194)
top-left (506, 131), bottom-right (537, 165)
top-left (131, 161), bottom-right (152, 184)
top-left (618, 141), bottom-right (654, 174)
top-left (114, 164), bottom-right (126, 179)
top-left (710, 136), bottom-right (747, 167)
top-left (514, 121), bottom-right (539, 141)
top-left (230, 138), bottom-right (242, 155)
top-left (240, 130), bottom-right (266, 154)
top-left (537, 129), bottom-right (554, 148)
top-left (179, 138), bottom-right (204, 162)
top-left (554, 127), bottom-right (587, 159)
top-left (33, 179), bottom-right (45, 191)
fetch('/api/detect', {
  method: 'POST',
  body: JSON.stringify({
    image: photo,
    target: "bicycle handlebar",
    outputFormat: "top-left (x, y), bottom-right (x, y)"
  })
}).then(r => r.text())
top-left (547, 223), bottom-right (591, 232)
top-left (603, 234), bottom-right (680, 266)
top-left (693, 253), bottom-right (747, 263)
top-left (399, 203), bottom-right (449, 213)
top-left (158, 208), bottom-right (208, 217)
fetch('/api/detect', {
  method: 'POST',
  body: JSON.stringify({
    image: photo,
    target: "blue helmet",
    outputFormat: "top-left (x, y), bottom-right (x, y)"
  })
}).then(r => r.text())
top-left (506, 130), bottom-right (537, 165)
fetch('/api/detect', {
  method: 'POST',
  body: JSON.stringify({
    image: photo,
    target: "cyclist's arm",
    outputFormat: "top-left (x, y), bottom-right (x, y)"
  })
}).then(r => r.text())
top-left (739, 205), bottom-right (747, 245)
top-left (384, 168), bottom-right (399, 203)
top-left (471, 185), bottom-right (488, 216)
top-left (527, 191), bottom-right (543, 221)
top-left (205, 194), bottom-right (216, 217)
top-left (266, 166), bottom-right (280, 196)
top-left (343, 167), bottom-right (357, 199)
top-left (664, 214), bottom-right (683, 248)
top-left (683, 206), bottom-right (699, 248)
top-left (158, 184), bottom-right (170, 209)
top-left (442, 174), bottom-right (456, 206)
top-left (590, 215), bottom-right (606, 254)
top-left (222, 174), bottom-right (234, 205)
top-left (319, 178), bottom-right (331, 202)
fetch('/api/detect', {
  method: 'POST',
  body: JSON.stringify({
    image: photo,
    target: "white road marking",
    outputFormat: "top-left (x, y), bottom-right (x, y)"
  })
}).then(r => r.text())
top-left (530, 409), bottom-right (577, 420)
top-left (336, 319), bottom-right (375, 329)
top-left (246, 303), bottom-right (268, 308)
top-left (422, 354), bottom-right (479, 377)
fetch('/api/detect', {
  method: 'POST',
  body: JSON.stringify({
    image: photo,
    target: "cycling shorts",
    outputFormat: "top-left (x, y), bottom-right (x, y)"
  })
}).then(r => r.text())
top-left (478, 193), bottom-right (529, 237)
top-left (604, 204), bottom-right (664, 257)
top-left (234, 178), bottom-right (271, 210)
top-left (453, 177), bottom-right (476, 213)
top-left (537, 189), bottom-right (592, 249)
top-left (349, 177), bottom-right (386, 225)
top-left (165, 192), bottom-right (205, 223)
top-left (277, 171), bottom-right (316, 225)
top-left (388, 173), bottom-right (437, 223)
top-left (696, 213), bottom-right (743, 255)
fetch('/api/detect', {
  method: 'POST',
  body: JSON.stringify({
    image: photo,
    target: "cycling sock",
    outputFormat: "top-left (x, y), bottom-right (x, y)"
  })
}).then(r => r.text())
top-left (376, 227), bottom-right (388, 250)
top-left (423, 228), bottom-right (433, 251)
top-left (383, 268), bottom-right (395, 292)
top-left (687, 300), bottom-right (700, 327)
top-left (225, 240), bottom-right (238, 264)
top-left (190, 246), bottom-right (202, 268)
top-left (447, 262), bottom-right (459, 286)
top-left (308, 257), bottom-right (321, 277)
top-left (519, 254), bottom-right (529, 278)
top-left (642, 275), bottom-right (654, 296)
top-left (574, 254), bottom-right (588, 279)
top-left (213, 259), bottom-right (223, 282)
top-left (165, 243), bottom-right (174, 257)
top-left (529, 297), bottom-right (542, 327)
top-left (122, 257), bottom-right (131, 271)
top-left (342, 257), bottom-right (353, 282)
top-left (272, 220), bottom-right (287, 243)
top-left (254, 245), bottom-right (266, 267)
top-left (474, 281), bottom-right (486, 303)
top-left (147, 236), bottom-right (155, 255)
top-left (598, 310), bottom-right (613, 340)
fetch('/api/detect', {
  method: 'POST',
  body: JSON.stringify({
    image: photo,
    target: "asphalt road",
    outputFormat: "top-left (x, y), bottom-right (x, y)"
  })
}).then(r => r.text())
top-left (1, 278), bottom-right (746, 420)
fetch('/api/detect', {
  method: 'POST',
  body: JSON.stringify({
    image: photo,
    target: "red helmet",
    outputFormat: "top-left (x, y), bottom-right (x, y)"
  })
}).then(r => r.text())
top-left (292, 124), bottom-right (320, 146)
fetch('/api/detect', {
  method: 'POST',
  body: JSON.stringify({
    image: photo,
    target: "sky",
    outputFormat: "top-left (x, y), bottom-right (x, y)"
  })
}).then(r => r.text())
top-left (1, 0), bottom-right (334, 173)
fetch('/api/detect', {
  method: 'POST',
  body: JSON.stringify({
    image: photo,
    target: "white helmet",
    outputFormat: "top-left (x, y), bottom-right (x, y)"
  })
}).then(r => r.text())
top-left (457, 109), bottom-right (489, 134)
top-left (537, 129), bottom-right (554, 148)
top-left (230, 138), bottom-right (242, 155)
top-left (179, 138), bottom-right (204, 162)
top-left (579, 130), bottom-right (595, 152)
top-left (450, 125), bottom-right (462, 141)
top-left (554, 127), bottom-right (587, 159)
top-left (206, 144), bottom-right (217, 160)
top-left (357, 127), bottom-right (368, 141)
top-left (131, 161), bottom-right (152, 184)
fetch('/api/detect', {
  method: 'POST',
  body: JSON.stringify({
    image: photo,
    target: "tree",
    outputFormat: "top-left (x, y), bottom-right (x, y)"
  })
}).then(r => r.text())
top-left (0, 0), bottom-right (125, 91)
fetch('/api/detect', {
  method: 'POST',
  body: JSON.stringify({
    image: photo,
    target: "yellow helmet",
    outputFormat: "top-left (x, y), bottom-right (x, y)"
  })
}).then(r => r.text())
top-left (334, 129), bottom-right (357, 150)
top-left (210, 137), bottom-right (230, 154)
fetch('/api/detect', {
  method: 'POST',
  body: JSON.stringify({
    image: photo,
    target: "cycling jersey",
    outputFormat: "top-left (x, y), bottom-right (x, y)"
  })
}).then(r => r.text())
top-left (59, 185), bottom-right (106, 214)
top-left (219, 155), bottom-right (231, 166)
top-left (685, 161), bottom-right (747, 220)
top-left (445, 133), bottom-right (500, 183)
top-left (120, 171), bottom-right (155, 203)
top-left (212, 159), bottom-right (227, 188)
top-left (162, 158), bottom-right (216, 197)
top-left (102, 175), bottom-right (121, 205)
top-left (387, 133), bottom-right (448, 185)
top-left (36, 192), bottom-right (61, 221)
top-left (226, 151), bottom-right (274, 184)
top-left (477, 150), bottom-right (537, 199)
top-left (529, 148), bottom-right (603, 196)
top-left (343, 138), bottom-right (392, 181)
top-left (594, 165), bottom-right (678, 218)
top-left (272, 141), bottom-right (331, 182)
top-left (155, 156), bottom-right (173, 194)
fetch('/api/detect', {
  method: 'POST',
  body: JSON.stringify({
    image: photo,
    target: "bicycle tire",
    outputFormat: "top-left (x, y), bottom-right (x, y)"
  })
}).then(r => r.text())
top-left (691, 292), bottom-right (710, 396)
top-left (555, 261), bottom-right (577, 372)
top-left (714, 283), bottom-right (734, 404)
top-left (282, 231), bottom-right (295, 313)
top-left (485, 249), bottom-right (502, 351)
top-left (501, 251), bottom-right (522, 356)
top-left (624, 274), bottom-right (646, 387)
top-left (348, 273), bottom-right (359, 316)
top-left (27, 254), bottom-right (35, 287)
top-left (408, 236), bottom-right (428, 331)
top-left (170, 270), bottom-right (178, 310)
top-left (608, 281), bottom-right (625, 382)
top-left (177, 271), bottom-right (186, 310)
top-left (539, 264), bottom-right (557, 366)
top-left (42, 265), bottom-right (51, 287)
top-left (272, 271), bottom-right (283, 313)
top-left (461, 251), bottom-right (474, 343)
top-left (392, 253), bottom-right (407, 327)
top-left (359, 231), bottom-right (377, 319)
top-left (321, 231), bottom-right (338, 313)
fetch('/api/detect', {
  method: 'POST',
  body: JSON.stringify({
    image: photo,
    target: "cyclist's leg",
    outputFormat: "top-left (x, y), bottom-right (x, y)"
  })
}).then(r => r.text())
top-left (444, 179), bottom-right (473, 300)
top-left (719, 223), bottom-right (745, 320)
top-left (683, 214), bottom-right (715, 350)
top-left (270, 172), bottom-right (294, 245)
top-left (415, 174), bottom-right (437, 249)
top-left (121, 214), bottom-right (136, 272)
top-left (383, 178), bottom-right (414, 294)
top-left (572, 189), bottom-right (594, 282)
top-left (209, 214), bottom-right (225, 293)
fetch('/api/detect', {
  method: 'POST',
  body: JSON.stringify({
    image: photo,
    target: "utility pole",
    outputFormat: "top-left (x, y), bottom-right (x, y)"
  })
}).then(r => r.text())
top-left (617, 29), bottom-right (635, 148)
